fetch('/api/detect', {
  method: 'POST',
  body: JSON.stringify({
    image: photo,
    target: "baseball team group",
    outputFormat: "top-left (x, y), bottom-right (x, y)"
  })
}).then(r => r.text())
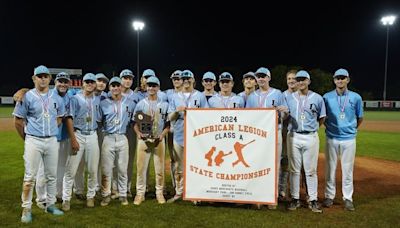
top-left (13, 64), bottom-right (363, 223)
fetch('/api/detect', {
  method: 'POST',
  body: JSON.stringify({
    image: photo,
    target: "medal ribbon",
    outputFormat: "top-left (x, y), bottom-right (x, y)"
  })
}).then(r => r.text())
top-left (296, 91), bottom-right (309, 115)
top-left (179, 91), bottom-right (194, 107)
top-left (337, 90), bottom-right (349, 113)
top-left (257, 89), bottom-right (270, 107)
top-left (114, 99), bottom-right (121, 120)
top-left (219, 94), bottom-right (233, 108)
top-left (35, 89), bottom-right (50, 115)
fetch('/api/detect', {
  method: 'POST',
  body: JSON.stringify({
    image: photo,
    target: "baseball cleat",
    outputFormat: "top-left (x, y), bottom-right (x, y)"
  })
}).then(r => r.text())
top-left (75, 193), bottom-right (86, 201)
top-left (309, 200), bottom-right (323, 213)
top-left (133, 195), bottom-right (145, 205)
top-left (21, 208), bottom-right (32, 223)
top-left (46, 205), bottom-right (64, 215)
top-left (111, 191), bottom-right (119, 200)
top-left (156, 194), bottom-right (166, 204)
top-left (62, 201), bottom-right (70, 211)
top-left (37, 202), bottom-right (46, 210)
top-left (101, 196), bottom-right (111, 206)
top-left (167, 195), bottom-right (182, 203)
top-left (344, 199), bottom-right (355, 211)
top-left (287, 199), bottom-right (301, 211)
top-left (323, 198), bottom-right (334, 208)
top-left (120, 197), bottom-right (129, 206)
top-left (87, 198), bottom-right (95, 208)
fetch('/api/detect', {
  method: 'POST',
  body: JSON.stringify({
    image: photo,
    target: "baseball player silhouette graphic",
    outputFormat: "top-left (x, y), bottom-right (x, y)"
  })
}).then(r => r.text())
top-left (232, 140), bottom-right (255, 168)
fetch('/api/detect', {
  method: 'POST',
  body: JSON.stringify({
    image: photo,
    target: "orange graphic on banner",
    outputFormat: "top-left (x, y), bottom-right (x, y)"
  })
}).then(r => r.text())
top-left (232, 140), bottom-right (255, 168)
top-left (215, 150), bottom-right (232, 166)
top-left (205, 146), bottom-right (216, 166)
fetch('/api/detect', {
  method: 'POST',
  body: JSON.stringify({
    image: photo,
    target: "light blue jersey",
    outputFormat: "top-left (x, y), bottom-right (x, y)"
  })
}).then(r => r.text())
top-left (100, 96), bottom-right (136, 134)
top-left (208, 93), bottom-right (244, 108)
top-left (56, 89), bottom-right (72, 141)
top-left (323, 90), bottom-right (363, 140)
top-left (136, 90), bottom-right (168, 102)
top-left (165, 89), bottom-right (178, 104)
top-left (13, 89), bottom-right (65, 137)
top-left (69, 93), bottom-right (101, 131)
top-left (168, 90), bottom-right (209, 146)
top-left (238, 91), bottom-right (252, 106)
top-left (133, 97), bottom-right (169, 136)
top-left (122, 90), bottom-right (140, 105)
top-left (286, 90), bottom-right (326, 133)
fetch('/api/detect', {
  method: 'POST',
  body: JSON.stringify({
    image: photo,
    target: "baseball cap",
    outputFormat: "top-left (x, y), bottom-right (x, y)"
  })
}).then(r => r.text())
top-left (109, 77), bottom-right (121, 85)
top-left (333, 68), bottom-right (349, 78)
top-left (202, 72), bottom-right (216, 81)
top-left (55, 72), bottom-right (70, 81)
top-left (83, 73), bottom-right (96, 82)
top-left (119, 69), bottom-right (134, 78)
top-left (243, 71), bottom-right (256, 79)
top-left (96, 73), bottom-right (109, 82)
top-left (295, 70), bottom-right (310, 79)
top-left (142, 69), bottom-right (156, 77)
top-left (255, 67), bottom-right (271, 77)
top-left (170, 70), bottom-right (182, 79)
top-left (146, 76), bottom-right (160, 86)
top-left (181, 70), bottom-right (194, 78)
top-left (34, 65), bottom-right (50, 75)
top-left (219, 72), bottom-right (233, 81)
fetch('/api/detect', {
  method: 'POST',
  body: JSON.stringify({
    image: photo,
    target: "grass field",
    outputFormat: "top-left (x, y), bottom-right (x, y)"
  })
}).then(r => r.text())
top-left (0, 108), bottom-right (399, 227)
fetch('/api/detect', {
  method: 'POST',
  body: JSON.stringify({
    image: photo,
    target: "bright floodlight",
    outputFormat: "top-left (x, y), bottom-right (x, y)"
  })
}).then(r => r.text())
top-left (381, 15), bottom-right (396, 26)
top-left (133, 21), bottom-right (145, 30)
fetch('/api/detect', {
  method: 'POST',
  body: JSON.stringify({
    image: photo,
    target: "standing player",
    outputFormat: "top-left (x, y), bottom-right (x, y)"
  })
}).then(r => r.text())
top-left (167, 69), bottom-right (209, 202)
top-left (323, 68), bottom-right (363, 211)
top-left (164, 70), bottom-right (183, 191)
top-left (201, 71), bottom-right (218, 101)
top-left (62, 73), bottom-right (101, 211)
top-left (245, 67), bottom-right (288, 209)
top-left (238, 71), bottom-right (257, 106)
top-left (133, 76), bottom-right (170, 205)
top-left (13, 65), bottom-right (65, 223)
top-left (208, 72), bottom-right (244, 108)
top-left (99, 77), bottom-right (136, 206)
top-left (286, 70), bottom-right (326, 213)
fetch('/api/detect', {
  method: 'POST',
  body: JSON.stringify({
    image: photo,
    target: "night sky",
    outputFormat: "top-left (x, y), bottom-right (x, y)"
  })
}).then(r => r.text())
top-left (1, 1), bottom-right (400, 99)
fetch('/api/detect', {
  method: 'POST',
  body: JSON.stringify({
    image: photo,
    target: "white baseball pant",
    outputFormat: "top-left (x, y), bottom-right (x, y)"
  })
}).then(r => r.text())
top-left (288, 132), bottom-right (320, 201)
top-left (171, 141), bottom-right (184, 196)
top-left (21, 135), bottom-right (59, 209)
top-left (126, 127), bottom-right (137, 194)
top-left (136, 139), bottom-right (165, 196)
top-left (101, 134), bottom-right (129, 197)
top-left (62, 131), bottom-right (99, 201)
top-left (325, 138), bottom-right (356, 201)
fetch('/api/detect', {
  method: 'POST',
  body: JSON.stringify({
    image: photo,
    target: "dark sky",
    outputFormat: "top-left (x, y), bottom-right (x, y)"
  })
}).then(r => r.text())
top-left (1, 0), bottom-right (400, 98)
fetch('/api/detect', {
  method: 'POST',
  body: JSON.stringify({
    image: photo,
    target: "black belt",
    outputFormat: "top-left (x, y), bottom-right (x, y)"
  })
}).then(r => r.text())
top-left (296, 131), bottom-right (315, 135)
top-left (26, 134), bottom-right (52, 138)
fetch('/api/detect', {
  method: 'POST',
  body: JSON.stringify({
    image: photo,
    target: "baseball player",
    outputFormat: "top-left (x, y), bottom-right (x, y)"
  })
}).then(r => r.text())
top-left (62, 73), bottom-right (101, 211)
top-left (201, 71), bottom-right (218, 101)
top-left (13, 65), bottom-right (65, 223)
top-left (164, 70), bottom-right (183, 191)
top-left (167, 69), bottom-right (209, 202)
top-left (133, 76), bottom-right (170, 205)
top-left (286, 70), bottom-right (326, 213)
top-left (323, 68), bottom-right (363, 211)
top-left (99, 77), bottom-right (136, 206)
top-left (280, 69), bottom-right (299, 202)
top-left (208, 72), bottom-right (244, 108)
top-left (238, 71), bottom-right (257, 106)
top-left (245, 67), bottom-right (288, 209)
top-left (136, 69), bottom-right (168, 102)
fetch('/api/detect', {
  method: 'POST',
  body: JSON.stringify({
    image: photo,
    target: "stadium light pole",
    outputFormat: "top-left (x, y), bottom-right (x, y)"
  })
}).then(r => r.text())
top-left (132, 20), bottom-right (145, 88)
top-left (381, 15), bottom-right (396, 101)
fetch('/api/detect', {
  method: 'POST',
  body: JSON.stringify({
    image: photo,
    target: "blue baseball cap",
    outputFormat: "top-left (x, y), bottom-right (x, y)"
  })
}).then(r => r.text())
top-left (55, 72), bottom-right (70, 81)
top-left (119, 69), bottom-right (134, 78)
top-left (295, 70), bottom-right (310, 79)
top-left (170, 70), bottom-right (182, 79)
top-left (96, 73), bottom-right (109, 82)
top-left (243, 71), bottom-right (256, 79)
top-left (109, 77), bottom-right (121, 85)
top-left (334, 68), bottom-right (349, 78)
top-left (34, 65), bottom-right (50, 75)
top-left (181, 70), bottom-right (194, 78)
top-left (83, 73), bottom-right (96, 82)
top-left (142, 69), bottom-right (156, 77)
top-left (202, 71), bottom-right (216, 81)
top-left (255, 67), bottom-right (271, 77)
top-left (146, 76), bottom-right (160, 86)
top-left (219, 72), bottom-right (233, 81)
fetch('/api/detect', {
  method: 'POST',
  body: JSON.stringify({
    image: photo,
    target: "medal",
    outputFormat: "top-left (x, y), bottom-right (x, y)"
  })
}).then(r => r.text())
top-left (340, 112), bottom-right (345, 119)
top-left (297, 92), bottom-right (309, 121)
top-left (300, 113), bottom-right (306, 120)
top-left (86, 116), bottom-right (92, 122)
top-left (35, 89), bottom-right (50, 118)
top-left (114, 119), bottom-right (120, 125)
top-left (44, 112), bottom-right (50, 118)
top-left (337, 90), bottom-right (349, 120)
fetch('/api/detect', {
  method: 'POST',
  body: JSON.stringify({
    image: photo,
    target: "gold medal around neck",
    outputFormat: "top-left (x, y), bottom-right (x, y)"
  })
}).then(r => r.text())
top-left (339, 112), bottom-right (346, 119)
top-left (44, 112), bottom-right (50, 118)
top-left (86, 116), bottom-right (92, 122)
top-left (114, 119), bottom-right (120, 125)
top-left (300, 113), bottom-right (306, 120)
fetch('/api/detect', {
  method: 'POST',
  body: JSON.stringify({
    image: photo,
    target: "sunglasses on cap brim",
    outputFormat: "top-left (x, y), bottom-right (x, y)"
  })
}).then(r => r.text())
top-left (110, 83), bottom-right (121, 87)
top-left (295, 77), bottom-right (308, 81)
top-left (147, 83), bottom-right (159, 87)
top-left (84, 80), bottom-right (96, 83)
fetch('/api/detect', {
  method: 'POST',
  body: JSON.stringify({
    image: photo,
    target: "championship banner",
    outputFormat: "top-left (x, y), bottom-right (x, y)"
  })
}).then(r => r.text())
top-left (184, 108), bottom-right (277, 204)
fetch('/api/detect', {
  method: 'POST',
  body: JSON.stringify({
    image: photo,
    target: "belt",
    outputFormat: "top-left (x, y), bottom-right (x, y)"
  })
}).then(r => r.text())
top-left (75, 129), bottom-right (96, 135)
top-left (26, 134), bottom-right (52, 138)
top-left (295, 131), bottom-right (315, 135)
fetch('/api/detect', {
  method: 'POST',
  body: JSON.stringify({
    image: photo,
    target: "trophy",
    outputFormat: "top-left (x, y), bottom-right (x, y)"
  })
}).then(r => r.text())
top-left (134, 111), bottom-right (160, 152)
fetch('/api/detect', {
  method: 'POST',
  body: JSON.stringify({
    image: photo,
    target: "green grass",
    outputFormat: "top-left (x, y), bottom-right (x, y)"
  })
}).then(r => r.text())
top-left (363, 111), bottom-right (400, 121)
top-left (1, 130), bottom-right (400, 227)
top-left (0, 106), bottom-right (13, 118)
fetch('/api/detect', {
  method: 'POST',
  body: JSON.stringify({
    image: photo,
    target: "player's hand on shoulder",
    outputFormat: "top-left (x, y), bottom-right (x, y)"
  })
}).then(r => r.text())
top-left (13, 88), bottom-right (29, 102)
